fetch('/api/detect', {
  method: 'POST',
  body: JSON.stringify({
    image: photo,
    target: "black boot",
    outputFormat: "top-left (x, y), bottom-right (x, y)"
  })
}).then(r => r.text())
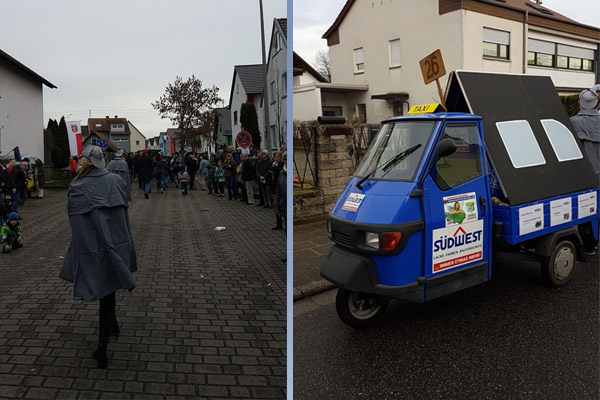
top-left (93, 343), bottom-right (108, 369)
top-left (112, 318), bottom-right (120, 336)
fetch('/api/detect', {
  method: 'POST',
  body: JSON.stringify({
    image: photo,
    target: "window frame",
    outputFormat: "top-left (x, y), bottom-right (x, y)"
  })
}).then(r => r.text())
top-left (496, 120), bottom-right (546, 169)
top-left (388, 39), bottom-right (401, 68)
top-left (482, 27), bottom-right (510, 60)
top-left (540, 119), bottom-right (583, 162)
top-left (353, 47), bottom-right (364, 73)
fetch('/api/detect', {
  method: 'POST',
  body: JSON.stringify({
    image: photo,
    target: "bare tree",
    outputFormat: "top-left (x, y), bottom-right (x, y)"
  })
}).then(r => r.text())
top-left (152, 75), bottom-right (222, 155)
top-left (314, 49), bottom-right (331, 82)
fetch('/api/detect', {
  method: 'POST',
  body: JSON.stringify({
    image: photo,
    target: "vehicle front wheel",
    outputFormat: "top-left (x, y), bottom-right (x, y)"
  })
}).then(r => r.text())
top-left (541, 240), bottom-right (576, 286)
top-left (335, 288), bottom-right (388, 328)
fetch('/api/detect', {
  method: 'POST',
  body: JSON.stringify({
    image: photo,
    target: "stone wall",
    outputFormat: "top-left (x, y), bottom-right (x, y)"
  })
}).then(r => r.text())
top-left (293, 123), bottom-right (353, 224)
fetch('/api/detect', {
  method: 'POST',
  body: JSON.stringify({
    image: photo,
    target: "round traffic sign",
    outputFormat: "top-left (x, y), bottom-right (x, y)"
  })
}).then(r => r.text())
top-left (236, 131), bottom-right (252, 148)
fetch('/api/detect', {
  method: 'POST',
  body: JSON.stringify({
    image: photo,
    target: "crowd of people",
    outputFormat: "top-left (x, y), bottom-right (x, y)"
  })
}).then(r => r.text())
top-left (123, 145), bottom-right (288, 230)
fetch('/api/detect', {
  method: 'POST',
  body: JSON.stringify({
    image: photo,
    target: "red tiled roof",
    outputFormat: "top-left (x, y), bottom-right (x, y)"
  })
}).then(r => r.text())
top-left (87, 116), bottom-right (131, 135)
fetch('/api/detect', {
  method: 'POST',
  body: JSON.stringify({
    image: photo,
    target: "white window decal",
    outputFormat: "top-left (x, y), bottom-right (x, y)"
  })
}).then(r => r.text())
top-left (496, 120), bottom-right (546, 168)
top-left (540, 119), bottom-right (583, 162)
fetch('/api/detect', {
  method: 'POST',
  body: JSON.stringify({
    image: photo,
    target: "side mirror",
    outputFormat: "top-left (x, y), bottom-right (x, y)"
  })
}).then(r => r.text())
top-left (436, 138), bottom-right (457, 160)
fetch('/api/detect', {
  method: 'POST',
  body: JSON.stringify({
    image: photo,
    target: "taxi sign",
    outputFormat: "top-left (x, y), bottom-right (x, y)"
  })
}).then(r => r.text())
top-left (407, 104), bottom-right (443, 115)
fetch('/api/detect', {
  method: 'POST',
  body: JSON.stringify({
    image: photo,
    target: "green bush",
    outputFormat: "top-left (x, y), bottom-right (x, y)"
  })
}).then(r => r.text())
top-left (560, 95), bottom-right (580, 117)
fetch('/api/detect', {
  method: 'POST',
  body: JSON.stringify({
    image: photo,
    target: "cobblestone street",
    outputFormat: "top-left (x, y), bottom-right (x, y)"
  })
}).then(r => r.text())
top-left (0, 184), bottom-right (286, 399)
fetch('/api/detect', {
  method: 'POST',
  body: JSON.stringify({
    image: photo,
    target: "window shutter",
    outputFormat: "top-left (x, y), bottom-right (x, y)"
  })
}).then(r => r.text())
top-left (528, 39), bottom-right (554, 54)
top-left (483, 28), bottom-right (509, 45)
top-left (389, 39), bottom-right (401, 67)
top-left (557, 44), bottom-right (594, 59)
top-left (354, 48), bottom-right (364, 65)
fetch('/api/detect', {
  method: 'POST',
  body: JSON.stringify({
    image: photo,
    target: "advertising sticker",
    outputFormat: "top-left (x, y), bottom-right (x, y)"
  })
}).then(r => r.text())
top-left (578, 192), bottom-right (597, 219)
top-left (550, 197), bottom-right (572, 227)
top-left (341, 193), bottom-right (365, 212)
top-left (432, 220), bottom-right (484, 274)
top-left (518, 204), bottom-right (544, 236)
top-left (443, 192), bottom-right (478, 226)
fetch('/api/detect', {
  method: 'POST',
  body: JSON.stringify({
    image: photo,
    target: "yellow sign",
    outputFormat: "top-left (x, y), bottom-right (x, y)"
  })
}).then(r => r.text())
top-left (419, 49), bottom-right (446, 85)
top-left (408, 104), bottom-right (441, 115)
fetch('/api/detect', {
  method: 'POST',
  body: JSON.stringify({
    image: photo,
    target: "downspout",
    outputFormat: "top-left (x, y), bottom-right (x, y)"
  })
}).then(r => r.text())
top-left (523, 11), bottom-right (528, 74)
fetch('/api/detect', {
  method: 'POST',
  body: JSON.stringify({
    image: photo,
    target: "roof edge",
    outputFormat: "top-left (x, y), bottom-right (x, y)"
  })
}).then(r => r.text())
top-left (0, 49), bottom-right (57, 89)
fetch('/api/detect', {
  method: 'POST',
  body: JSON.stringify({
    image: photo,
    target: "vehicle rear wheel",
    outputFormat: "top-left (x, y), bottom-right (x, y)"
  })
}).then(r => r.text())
top-left (541, 240), bottom-right (576, 286)
top-left (335, 288), bottom-right (388, 328)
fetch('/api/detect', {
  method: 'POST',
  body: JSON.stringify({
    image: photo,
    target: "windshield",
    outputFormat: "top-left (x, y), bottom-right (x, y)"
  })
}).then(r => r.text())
top-left (354, 121), bottom-right (436, 181)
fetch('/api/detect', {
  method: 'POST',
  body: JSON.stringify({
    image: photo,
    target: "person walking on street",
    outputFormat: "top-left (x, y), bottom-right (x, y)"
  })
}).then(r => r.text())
top-left (154, 153), bottom-right (167, 194)
top-left (178, 168), bottom-right (190, 196)
top-left (241, 153), bottom-right (255, 205)
top-left (33, 159), bottom-right (45, 198)
top-left (126, 153), bottom-right (134, 183)
top-left (59, 146), bottom-right (137, 369)
top-left (107, 149), bottom-right (132, 202)
top-left (137, 149), bottom-right (154, 199)
top-left (186, 153), bottom-right (199, 190)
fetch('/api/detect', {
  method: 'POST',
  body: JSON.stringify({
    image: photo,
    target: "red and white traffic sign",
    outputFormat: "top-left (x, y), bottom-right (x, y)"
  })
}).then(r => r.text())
top-left (236, 131), bottom-right (252, 148)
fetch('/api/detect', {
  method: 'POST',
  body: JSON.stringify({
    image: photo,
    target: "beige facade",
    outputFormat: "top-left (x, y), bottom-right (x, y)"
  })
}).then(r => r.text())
top-left (127, 121), bottom-right (146, 153)
top-left (315, 0), bottom-right (599, 125)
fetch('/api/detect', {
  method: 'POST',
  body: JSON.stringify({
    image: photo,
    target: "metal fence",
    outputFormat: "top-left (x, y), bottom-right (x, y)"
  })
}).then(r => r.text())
top-left (293, 124), bottom-right (317, 190)
top-left (350, 124), bottom-right (379, 171)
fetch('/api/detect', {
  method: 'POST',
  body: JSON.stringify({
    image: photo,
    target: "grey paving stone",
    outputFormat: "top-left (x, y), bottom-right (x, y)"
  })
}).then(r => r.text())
top-left (0, 187), bottom-right (286, 398)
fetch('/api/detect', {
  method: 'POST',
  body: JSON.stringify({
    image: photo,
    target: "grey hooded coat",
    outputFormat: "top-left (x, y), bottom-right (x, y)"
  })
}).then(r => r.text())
top-left (59, 168), bottom-right (137, 302)
top-left (107, 158), bottom-right (132, 202)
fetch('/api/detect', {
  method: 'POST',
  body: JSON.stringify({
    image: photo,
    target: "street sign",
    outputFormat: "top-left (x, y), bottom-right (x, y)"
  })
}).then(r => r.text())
top-left (419, 49), bottom-right (447, 109)
top-left (96, 140), bottom-right (108, 149)
top-left (419, 49), bottom-right (446, 85)
top-left (236, 131), bottom-right (252, 148)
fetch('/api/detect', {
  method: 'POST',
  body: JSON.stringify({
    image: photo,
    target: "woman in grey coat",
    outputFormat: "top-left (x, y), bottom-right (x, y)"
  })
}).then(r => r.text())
top-left (107, 149), bottom-right (132, 202)
top-left (59, 146), bottom-right (137, 368)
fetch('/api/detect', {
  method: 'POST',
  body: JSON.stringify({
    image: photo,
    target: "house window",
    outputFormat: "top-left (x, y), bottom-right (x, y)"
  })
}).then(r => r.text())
top-left (95, 123), bottom-right (102, 128)
top-left (236, 84), bottom-right (239, 94)
top-left (354, 48), bottom-right (364, 73)
top-left (483, 28), bottom-right (510, 60)
top-left (136, 141), bottom-right (140, 146)
top-left (274, 33), bottom-right (282, 53)
top-left (111, 123), bottom-right (125, 131)
top-left (234, 110), bottom-right (238, 124)
top-left (528, 39), bottom-right (594, 71)
top-left (270, 81), bottom-right (276, 103)
top-left (91, 139), bottom-right (97, 145)
top-left (281, 73), bottom-right (287, 97)
top-left (389, 39), bottom-right (401, 68)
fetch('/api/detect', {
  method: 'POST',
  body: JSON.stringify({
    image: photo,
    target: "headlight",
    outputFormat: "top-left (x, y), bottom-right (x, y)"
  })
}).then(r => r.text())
top-left (365, 232), bottom-right (379, 249)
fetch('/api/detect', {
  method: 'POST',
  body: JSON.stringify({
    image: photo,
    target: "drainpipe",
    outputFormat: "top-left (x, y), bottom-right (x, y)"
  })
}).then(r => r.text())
top-left (523, 11), bottom-right (528, 74)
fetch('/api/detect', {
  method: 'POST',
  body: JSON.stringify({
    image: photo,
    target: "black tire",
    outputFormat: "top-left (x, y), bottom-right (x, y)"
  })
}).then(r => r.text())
top-left (335, 288), bottom-right (388, 328)
top-left (541, 240), bottom-right (576, 286)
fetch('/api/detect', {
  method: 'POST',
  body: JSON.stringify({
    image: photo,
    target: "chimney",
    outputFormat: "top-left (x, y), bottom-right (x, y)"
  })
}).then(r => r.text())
top-left (114, 115), bottom-right (118, 118)
top-left (105, 116), bottom-right (109, 119)
top-left (535, 0), bottom-right (542, 4)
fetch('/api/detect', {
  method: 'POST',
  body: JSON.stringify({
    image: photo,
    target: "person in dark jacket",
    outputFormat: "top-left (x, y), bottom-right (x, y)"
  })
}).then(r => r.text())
top-left (137, 149), bottom-right (154, 199)
top-left (59, 146), bottom-right (137, 369)
top-left (274, 152), bottom-right (287, 230)
top-left (240, 154), bottom-right (255, 204)
top-left (153, 153), bottom-right (167, 194)
top-left (255, 150), bottom-right (271, 207)
top-left (7, 161), bottom-right (28, 213)
top-left (107, 149), bottom-right (132, 202)
top-left (186, 153), bottom-right (199, 190)
top-left (223, 153), bottom-right (237, 200)
top-left (33, 159), bottom-right (45, 198)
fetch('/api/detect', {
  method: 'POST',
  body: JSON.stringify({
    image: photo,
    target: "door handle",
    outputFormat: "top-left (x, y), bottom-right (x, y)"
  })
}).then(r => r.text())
top-left (479, 196), bottom-right (486, 217)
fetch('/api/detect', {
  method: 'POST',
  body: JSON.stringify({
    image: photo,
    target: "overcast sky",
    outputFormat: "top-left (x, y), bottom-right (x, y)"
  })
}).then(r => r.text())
top-left (294, 0), bottom-right (600, 72)
top-left (0, 0), bottom-right (286, 139)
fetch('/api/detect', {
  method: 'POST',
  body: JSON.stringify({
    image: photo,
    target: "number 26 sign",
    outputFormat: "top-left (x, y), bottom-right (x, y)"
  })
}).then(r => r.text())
top-left (419, 49), bottom-right (446, 85)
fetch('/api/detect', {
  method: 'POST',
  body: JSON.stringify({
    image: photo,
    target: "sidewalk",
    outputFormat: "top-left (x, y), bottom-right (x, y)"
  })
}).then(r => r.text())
top-left (0, 184), bottom-right (286, 399)
top-left (292, 219), bottom-right (335, 301)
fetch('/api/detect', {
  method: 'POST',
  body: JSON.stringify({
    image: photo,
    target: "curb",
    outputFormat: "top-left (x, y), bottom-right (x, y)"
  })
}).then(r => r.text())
top-left (293, 279), bottom-right (336, 301)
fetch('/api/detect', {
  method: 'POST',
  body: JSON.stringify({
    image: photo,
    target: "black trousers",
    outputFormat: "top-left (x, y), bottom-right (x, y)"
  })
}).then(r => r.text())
top-left (99, 292), bottom-right (116, 345)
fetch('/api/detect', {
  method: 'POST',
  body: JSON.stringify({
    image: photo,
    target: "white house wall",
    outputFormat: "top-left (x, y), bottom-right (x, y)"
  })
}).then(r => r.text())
top-left (230, 73), bottom-right (264, 148)
top-left (328, 0), bottom-right (464, 124)
top-left (267, 31), bottom-right (287, 150)
top-left (0, 59), bottom-right (45, 160)
top-left (293, 85), bottom-right (322, 122)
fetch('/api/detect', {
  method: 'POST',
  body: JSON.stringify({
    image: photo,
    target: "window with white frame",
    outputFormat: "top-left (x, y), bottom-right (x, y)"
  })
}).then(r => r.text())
top-left (496, 120), bottom-right (545, 168)
top-left (234, 110), bottom-right (238, 124)
top-left (540, 119), bottom-right (583, 162)
top-left (527, 39), bottom-right (594, 71)
top-left (111, 123), bottom-right (125, 132)
top-left (389, 39), bottom-right (401, 68)
top-left (354, 47), bottom-right (364, 73)
top-left (270, 81), bottom-right (276, 103)
top-left (483, 28), bottom-right (510, 60)
top-left (281, 73), bottom-right (287, 97)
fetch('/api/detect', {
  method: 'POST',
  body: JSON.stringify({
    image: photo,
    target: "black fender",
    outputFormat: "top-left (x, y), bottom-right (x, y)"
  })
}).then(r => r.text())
top-left (534, 226), bottom-right (585, 261)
